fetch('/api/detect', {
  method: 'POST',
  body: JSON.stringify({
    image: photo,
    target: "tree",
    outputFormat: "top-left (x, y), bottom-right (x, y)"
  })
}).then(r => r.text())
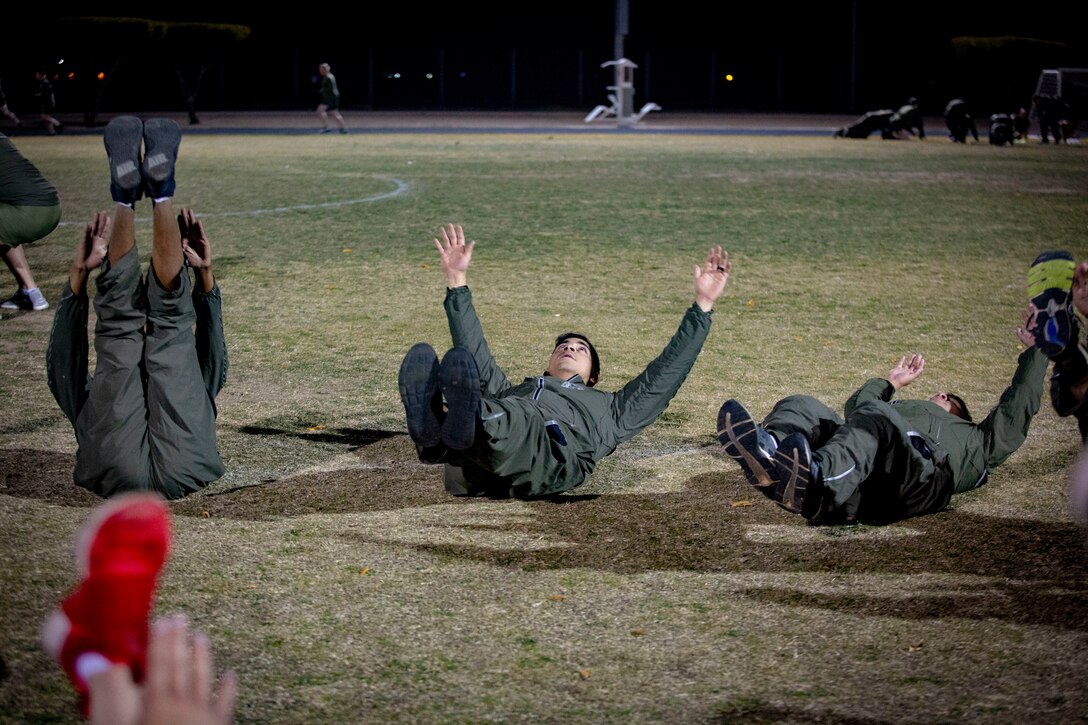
top-left (157, 21), bottom-right (252, 124)
top-left (56, 17), bottom-right (251, 125)
top-left (948, 36), bottom-right (1069, 113)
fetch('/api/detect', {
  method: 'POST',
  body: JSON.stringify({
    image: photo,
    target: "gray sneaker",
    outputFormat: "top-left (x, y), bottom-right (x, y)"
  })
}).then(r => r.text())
top-left (141, 119), bottom-right (181, 199)
top-left (104, 116), bottom-right (144, 204)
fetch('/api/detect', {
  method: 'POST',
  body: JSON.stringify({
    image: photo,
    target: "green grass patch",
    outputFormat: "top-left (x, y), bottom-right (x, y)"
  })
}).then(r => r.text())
top-left (1, 132), bottom-right (1087, 723)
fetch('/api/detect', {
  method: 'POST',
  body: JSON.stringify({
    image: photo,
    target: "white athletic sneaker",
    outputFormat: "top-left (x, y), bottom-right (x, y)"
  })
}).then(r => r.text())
top-left (0, 288), bottom-right (49, 311)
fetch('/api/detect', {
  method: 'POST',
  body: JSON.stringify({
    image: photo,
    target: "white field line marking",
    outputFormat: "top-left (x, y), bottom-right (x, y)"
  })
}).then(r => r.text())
top-left (57, 177), bottom-right (410, 227)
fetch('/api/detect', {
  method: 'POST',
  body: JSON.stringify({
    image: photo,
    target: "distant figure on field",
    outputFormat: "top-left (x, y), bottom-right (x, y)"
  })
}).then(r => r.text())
top-left (944, 98), bottom-right (978, 143)
top-left (0, 77), bottom-right (22, 128)
top-left (1014, 106), bottom-right (1031, 142)
top-left (989, 114), bottom-right (1015, 146)
top-left (1034, 94), bottom-right (1066, 144)
top-left (887, 97), bottom-right (925, 139)
top-left (833, 108), bottom-right (895, 139)
top-left (34, 70), bottom-right (61, 135)
top-left (316, 63), bottom-right (346, 134)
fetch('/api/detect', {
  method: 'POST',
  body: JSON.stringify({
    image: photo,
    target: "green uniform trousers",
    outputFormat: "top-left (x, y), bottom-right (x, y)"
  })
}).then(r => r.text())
top-left (443, 396), bottom-right (591, 499)
top-left (46, 246), bottom-right (225, 499)
top-left (763, 395), bottom-right (952, 524)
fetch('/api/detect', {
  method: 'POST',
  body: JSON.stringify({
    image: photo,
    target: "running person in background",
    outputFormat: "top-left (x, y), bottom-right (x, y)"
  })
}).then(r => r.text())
top-left (316, 63), bottom-right (347, 134)
top-left (34, 70), bottom-right (61, 135)
top-left (0, 77), bottom-right (22, 128)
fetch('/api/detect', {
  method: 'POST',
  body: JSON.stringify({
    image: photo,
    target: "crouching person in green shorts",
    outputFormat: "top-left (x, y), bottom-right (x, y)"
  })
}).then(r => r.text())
top-left (46, 116), bottom-right (227, 499)
top-left (398, 223), bottom-right (730, 499)
top-left (0, 132), bottom-right (62, 311)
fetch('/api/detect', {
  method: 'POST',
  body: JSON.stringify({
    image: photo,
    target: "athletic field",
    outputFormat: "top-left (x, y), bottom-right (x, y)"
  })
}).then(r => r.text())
top-left (2, 114), bottom-right (1087, 723)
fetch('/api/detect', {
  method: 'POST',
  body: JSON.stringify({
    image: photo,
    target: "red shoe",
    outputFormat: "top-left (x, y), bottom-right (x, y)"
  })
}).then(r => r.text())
top-left (41, 493), bottom-right (171, 715)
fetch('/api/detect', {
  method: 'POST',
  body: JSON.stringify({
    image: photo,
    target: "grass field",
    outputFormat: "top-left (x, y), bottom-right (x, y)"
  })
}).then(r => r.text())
top-left (1, 129), bottom-right (1087, 723)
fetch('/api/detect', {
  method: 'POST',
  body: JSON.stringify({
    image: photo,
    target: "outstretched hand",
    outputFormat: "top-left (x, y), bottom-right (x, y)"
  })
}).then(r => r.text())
top-left (433, 223), bottom-right (475, 288)
top-left (1016, 306), bottom-right (1037, 348)
top-left (79, 212), bottom-right (109, 271)
top-left (887, 353), bottom-right (925, 390)
top-left (1074, 261), bottom-right (1088, 318)
top-left (69, 211), bottom-right (110, 296)
top-left (177, 209), bottom-right (215, 293)
top-left (693, 245), bottom-right (730, 312)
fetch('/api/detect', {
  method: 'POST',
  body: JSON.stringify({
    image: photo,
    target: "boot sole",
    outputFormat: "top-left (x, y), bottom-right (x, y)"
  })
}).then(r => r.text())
top-left (1028, 251), bottom-right (1076, 355)
top-left (142, 118), bottom-right (181, 184)
top-left (104, 116), bottom-right (143, 196)
top-left (398, 343), bottom-right (442, 448)
top-left (440, 348), bottom-right (480, 451)
top-left (716, 400), bottom-right (775, 487)
top-left (773, 437), bottom-right (810, 514)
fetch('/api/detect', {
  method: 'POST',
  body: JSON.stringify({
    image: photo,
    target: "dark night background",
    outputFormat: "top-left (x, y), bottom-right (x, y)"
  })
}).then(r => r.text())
top-left (4, 3), bottom-right (1088, 121)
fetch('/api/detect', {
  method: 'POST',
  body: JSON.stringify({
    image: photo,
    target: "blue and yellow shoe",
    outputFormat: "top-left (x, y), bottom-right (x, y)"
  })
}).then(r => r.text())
top-left (1028, 250), bottom-right (1077, 357)
top-left (717, 400), bottom-right (777, 495)
top-left (772, 433), bottom-right (817, 515)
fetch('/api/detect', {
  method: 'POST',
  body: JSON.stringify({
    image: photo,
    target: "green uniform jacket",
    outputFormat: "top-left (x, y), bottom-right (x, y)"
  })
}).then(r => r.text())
top-left (844, 347), bottom-right (1048, 493)
top-left (444, 286), bottom-right (712, 488)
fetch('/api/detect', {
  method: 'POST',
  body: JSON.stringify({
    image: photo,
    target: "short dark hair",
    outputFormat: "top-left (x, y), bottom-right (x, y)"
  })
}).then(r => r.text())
top-left (946, 393), bottom-right (972, 421)
top-left (553, 332), bottom-right (600, 386)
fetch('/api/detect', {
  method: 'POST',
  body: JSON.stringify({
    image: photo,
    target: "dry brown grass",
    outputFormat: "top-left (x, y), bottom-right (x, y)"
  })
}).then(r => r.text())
top-left (1, 132), bottom-right (1087, 723)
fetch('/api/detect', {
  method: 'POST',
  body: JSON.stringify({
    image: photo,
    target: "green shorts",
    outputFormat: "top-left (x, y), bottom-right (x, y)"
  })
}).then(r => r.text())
top-left (0, 202), bottom-right (61, 247)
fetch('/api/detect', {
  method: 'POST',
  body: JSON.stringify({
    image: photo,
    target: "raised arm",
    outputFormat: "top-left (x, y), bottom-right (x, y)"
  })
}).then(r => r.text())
top-left (608, 248), bottom-right (725, 444)
top-left (886, 353), bottom-right (925, 390)
top-left (693, 245), bottom-right (730, 312)
top-left (179, 208), bottom-right (214, 294)
top-left (433, 223), bottom-right (475, 289)
top-left (179, 209), bottom-right (228, 402)
top-left (68, 212), bottom-right (109, 296)
top-left (1073, 261), bottom-right (1088, 318)
top-left (845, 353), bottom-right (923, 414)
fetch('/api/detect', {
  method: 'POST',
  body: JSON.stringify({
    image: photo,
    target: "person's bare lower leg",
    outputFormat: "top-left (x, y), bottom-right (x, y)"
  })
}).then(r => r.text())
top-left (151, 199), bottom-right (182, 290)
top-left (107, 203), bottom-right (136, 267)
top-left (1, 244), bottom-right (37, 290)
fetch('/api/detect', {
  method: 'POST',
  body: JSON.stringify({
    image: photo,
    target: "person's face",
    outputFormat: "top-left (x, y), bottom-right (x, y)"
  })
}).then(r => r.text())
top-left (318, 65), bottom-right (328, 77)
top-left (930, 392), bottom-right (956, 416)
top-left (547, 337), bottom-right (593, 383)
